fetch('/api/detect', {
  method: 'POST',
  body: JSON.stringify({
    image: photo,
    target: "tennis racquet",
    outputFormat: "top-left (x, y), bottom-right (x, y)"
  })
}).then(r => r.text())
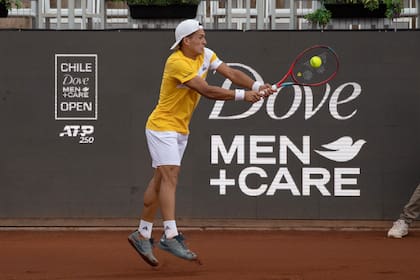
top-left (272, 45), bottom-right (339, 90)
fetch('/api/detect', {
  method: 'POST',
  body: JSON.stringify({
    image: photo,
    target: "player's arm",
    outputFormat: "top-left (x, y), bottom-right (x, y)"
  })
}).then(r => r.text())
top-left (184, 75), bottom-right (262, 103)
top-left (215, 62), bottom-right (273, 94)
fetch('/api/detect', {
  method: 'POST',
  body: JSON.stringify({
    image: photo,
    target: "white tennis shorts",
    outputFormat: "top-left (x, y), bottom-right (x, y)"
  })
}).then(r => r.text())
top-left (145, 129), bottom-right (189, 168)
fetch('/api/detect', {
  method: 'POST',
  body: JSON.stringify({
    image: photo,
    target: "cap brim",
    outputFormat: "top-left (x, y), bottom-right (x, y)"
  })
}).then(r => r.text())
top-left (170, 39), bottom-right (182, 50)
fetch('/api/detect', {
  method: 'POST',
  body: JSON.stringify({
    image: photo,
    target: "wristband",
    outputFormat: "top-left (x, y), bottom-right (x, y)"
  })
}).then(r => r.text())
top-left (252, 81), bottom-right (262, 92)
top-left (234, 89), bottom-right (245, 101)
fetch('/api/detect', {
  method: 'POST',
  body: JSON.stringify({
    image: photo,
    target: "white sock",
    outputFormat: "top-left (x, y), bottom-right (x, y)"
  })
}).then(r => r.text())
top-left (138, 220), bottom-right (153, 239)
top-left (163, 220), bottom-right (178, 239)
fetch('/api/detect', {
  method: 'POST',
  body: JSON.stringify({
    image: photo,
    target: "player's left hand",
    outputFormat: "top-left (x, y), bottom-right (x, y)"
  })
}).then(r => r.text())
top-left (258, 83), bottom-right (276, 98)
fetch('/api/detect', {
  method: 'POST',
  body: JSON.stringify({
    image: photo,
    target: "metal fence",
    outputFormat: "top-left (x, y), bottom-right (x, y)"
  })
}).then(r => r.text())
top-left (1, 0), bottom-right (419, 30)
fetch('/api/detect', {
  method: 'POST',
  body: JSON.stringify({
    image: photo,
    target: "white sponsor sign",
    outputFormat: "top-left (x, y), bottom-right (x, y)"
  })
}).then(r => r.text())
top-left (55, 54), bottom-right (98, 120)
top-left (208, 64), bottom-right (366, 197)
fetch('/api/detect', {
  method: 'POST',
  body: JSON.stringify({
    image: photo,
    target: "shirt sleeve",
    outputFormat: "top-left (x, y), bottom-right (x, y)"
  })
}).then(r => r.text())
top-left (166, 58), bottom-right (196, 84)
top-left (209, 51), bottom-right (223, 71)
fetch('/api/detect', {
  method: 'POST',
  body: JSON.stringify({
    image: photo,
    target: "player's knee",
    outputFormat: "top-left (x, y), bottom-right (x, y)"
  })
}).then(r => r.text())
top-left (159, 166), bottom-right (180, 185)
top-left (143, 200), bottom-right (153, 208)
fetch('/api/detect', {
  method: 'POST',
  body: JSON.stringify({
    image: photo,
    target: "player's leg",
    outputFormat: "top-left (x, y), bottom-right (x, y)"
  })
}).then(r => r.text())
top-left (140, 169), bottom-right (162, 228)
top-left (156, 133), bottom-right (199, 262)
top-left (157, 165), bottom-right (178, 220)
top-left (128, 170), bottom-right (161, 266)
top-left (158, 167), bottom-right (199, 261)
top-left (128, 130), bottom-right (167, 266)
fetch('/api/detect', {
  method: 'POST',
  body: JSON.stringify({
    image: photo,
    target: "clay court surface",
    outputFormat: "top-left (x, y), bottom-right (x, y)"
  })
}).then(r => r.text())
top-left (1, 229), bottom-right (419, 280)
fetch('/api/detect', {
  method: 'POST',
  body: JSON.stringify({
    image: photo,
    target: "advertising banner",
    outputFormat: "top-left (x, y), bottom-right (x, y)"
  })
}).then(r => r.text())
top-left (0, 30), bottom-right (418, 220)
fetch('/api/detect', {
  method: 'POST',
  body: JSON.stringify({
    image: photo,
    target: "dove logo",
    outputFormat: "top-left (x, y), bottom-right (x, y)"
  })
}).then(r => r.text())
top-left (206, 64), bottom-right (365, 198)
top-left (315, 137), bottom-right (366, 162)
top-left (208, 63), bottom-right (361, 121)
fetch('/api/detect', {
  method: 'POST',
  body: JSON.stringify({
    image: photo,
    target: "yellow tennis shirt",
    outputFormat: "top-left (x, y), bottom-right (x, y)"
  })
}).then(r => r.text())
top-left (146, 48), bottom-right (222, 135)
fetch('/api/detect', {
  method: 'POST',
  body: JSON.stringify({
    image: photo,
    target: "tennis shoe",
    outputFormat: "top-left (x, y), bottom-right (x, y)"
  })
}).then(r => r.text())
top-left (128, 231), bottom-right (159, 266)
top-left (387, 219), bottom-right (408, 238)
top-left (158, 233), bottom-right (198, 261)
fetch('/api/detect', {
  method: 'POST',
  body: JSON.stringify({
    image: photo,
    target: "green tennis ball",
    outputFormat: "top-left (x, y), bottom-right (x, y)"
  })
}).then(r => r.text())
top-left (310, 56), bottom-right (322, 68)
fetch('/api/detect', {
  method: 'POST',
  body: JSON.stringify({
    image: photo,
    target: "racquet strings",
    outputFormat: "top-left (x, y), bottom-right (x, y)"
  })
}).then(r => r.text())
top-left (292, 47), bottom-right (338, 86)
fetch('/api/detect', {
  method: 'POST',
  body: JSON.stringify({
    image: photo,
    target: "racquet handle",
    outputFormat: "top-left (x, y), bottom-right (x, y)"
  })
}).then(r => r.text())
top-left (261, 84), bottom-right (284, 95)
top-left (260, 83), bottom-right (294, 96)
top-left (272, 82), bottom-right (294, 90)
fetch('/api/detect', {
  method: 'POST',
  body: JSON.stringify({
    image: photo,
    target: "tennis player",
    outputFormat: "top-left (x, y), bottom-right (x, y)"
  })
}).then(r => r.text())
top-left (128, 19), bottom-right (274, 266)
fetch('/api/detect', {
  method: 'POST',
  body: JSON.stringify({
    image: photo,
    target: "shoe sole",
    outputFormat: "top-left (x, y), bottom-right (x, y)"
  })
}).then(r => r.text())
top-left (158, 242), bottom-right (202, 265)
top-left (128, 237), bottom-right (159, 267)
top-left (388, 234), bottom-right (402, 238)
top-left (387, 232), bottom-right (408, 238)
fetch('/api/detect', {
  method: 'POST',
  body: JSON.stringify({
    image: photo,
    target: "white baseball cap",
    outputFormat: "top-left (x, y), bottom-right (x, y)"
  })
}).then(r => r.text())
top-left (170, 19), bottom-right (203, 50)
